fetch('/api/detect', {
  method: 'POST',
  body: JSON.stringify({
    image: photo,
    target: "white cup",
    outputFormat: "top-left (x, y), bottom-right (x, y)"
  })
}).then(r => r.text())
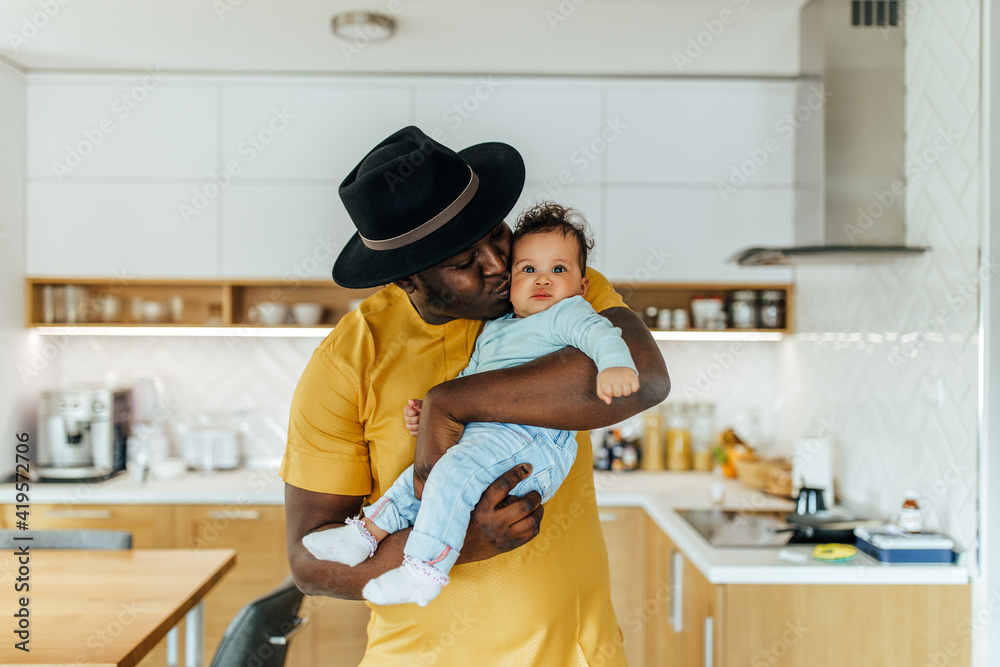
top-left (249, 302), bottom-right (289, 326)
top-left (139, 300), bottom-right (165, 323)
top-left (292, 303), bottom-right (324, 326)
top-left (98, 294), bottom-right (122, 322)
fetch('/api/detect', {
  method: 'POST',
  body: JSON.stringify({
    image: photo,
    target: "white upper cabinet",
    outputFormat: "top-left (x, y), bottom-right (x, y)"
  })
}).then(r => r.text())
top-left (27, 78), bottom-right (218, 180)
top-left (604, 187), bottom-right (793, 283)
top-left (413, 80), bottom-right (604, 185)
top-left (26, 183), bottom-right (218, 277)
top-left (220, 184), bottom-right (356, 279)
top-left (606, 81), bottom-right (797, 185)
top-left (22, 75), bottom-right (800, 285)
top-left (220, 82), bottom-right (410, 181)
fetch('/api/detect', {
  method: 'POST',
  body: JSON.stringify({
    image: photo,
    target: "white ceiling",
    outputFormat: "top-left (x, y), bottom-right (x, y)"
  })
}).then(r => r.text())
top-left (0, 0), bottom-right (808, 76)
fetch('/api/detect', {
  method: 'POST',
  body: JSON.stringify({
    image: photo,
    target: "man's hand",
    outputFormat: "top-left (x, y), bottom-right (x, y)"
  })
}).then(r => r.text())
top-left (456, 463), bottom-right (543, 564)
top-left (596, 367), bottom-right (640, 405)
top-left (412, 390), bottom-right (467, 499)
top-left (403, 398), bottom-right (423, 437)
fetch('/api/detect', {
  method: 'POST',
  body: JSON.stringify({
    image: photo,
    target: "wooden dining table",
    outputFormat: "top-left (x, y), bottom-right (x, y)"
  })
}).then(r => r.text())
top-left (0, 548), bottom-right (236, 667)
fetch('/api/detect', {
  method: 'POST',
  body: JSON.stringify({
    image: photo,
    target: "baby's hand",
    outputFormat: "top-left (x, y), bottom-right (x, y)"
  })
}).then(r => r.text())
top-left (403, 399), bottom-right (423, 437)
top-left (596, 368), bottom-right (640, 405)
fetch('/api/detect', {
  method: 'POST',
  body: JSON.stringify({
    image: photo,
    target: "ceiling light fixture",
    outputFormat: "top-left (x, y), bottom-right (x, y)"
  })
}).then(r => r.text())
top-left (331, 11), bottom-right (396, 41)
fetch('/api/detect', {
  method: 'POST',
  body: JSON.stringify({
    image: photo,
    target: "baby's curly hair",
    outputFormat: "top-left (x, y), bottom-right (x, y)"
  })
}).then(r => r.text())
top-left (512, 202), bottom-right (594, 272)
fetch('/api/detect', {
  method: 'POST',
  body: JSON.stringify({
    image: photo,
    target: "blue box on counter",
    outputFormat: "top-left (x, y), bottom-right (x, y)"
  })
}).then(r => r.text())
top-left (855, 537), bottom-right (956, 563)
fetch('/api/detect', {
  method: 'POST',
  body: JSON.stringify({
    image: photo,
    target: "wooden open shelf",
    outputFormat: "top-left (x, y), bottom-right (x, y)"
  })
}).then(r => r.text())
top-left (25, 278), bottom-right (378, 328)
top-left (25, 278), bottom-right (793, 336)
top-left (618, 282), bottom-right (794, 335)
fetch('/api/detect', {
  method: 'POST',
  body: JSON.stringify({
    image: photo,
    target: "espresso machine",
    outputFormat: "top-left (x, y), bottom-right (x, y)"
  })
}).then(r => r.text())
top-left (35, 386), bottom-right (131, 481)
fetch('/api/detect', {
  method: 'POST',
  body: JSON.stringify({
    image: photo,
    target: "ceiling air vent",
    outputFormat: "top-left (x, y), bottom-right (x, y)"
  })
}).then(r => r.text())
top-left (851, 0), bottom-right (900, 27)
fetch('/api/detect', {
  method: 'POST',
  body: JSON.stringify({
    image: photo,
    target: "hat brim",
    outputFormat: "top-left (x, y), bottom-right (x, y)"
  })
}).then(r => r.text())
top-left (331, 141), bottom-right (525, 289)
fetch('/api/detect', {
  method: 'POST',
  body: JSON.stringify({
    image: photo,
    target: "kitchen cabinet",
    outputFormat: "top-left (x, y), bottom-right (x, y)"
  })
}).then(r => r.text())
top-left (643, 519), bottom-right (972, 667)
top-left (605, 81), bottom-right (798, 185)
top-left (25, 183), bottom-right (220, 278)
top-left (174, 505), bottom-right (291, 664)
top-left (644, 514), bottom-right (680, 665)
top-left (220, 184), bottom-right (356, 279)
top-left (677, 549), bottom-right (720, 667)
top-left (721, 584), bottom-right (971, 667)
top-left (26, 79), bottom-right (218, 180)
top-left (600, 507), bottom-right (648, 667)
top-left (293, 595), bottom-right (370, 665)
top-left (1, 503), bottom-right (174, 547)
top-left (414, 80), bottom-right (604, 184)
top-left (603, 187), bottom-right (794, 284)
top-left (220, 82), bottom-right (410, 181)
top-left (22, 75), bottom-right (805, 286)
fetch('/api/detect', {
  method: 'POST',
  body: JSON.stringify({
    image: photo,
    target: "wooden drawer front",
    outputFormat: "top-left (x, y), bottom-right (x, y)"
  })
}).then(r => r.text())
top-left (296, 595), bottom-right (370, 664)
top-left (601, 507), bottom-right (648, 667)
top-left (4, 504), bottom-right (173, 548)
top-left (175, 505), bottom-right (289, 663)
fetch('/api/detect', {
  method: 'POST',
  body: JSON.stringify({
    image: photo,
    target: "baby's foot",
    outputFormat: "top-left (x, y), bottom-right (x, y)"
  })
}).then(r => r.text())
top-left (362, 555), bottom-right (449, 607)
top-left (303, 517), bottom-right (377, 566)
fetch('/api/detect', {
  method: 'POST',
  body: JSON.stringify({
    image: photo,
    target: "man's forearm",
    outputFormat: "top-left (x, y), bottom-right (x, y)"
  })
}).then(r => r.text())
top-left (421, 306), bottom-right (670, 433)
top-left (291, 526), bottom-right (410, 599)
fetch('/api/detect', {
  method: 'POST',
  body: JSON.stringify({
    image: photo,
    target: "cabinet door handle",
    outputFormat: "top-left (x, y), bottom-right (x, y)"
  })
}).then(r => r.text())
top-left (208, 510), bottom-right (261, 520)
top-left (45, 509), bottom-right (113, 520)
top-left (671, 550), bottom-right (684, 633)
top-left (704, 616), bottom-right (714, 667)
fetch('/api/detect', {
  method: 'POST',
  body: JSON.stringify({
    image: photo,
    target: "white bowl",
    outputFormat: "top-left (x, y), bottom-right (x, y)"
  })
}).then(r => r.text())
top-left (149, 457), bottom-right (187, 481)
top-left (291, 302), bottom-right (323, 326)
top-left (249, 302), bottom-right (289, 326)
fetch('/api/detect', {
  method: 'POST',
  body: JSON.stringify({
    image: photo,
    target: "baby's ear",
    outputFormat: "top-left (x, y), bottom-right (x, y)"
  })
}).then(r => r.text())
top-left (580, 275), bottom-right (590, 297)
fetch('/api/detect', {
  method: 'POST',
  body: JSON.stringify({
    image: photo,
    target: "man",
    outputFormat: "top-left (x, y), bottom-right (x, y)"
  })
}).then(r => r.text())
top-left (281, 126), bottom-right (670, 665)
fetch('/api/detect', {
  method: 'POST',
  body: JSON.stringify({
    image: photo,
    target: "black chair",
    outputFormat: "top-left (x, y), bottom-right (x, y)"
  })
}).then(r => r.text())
top-left (0, 529), bottom-right (132, 549)
top-left (210, 576), bottom-right (308, 667)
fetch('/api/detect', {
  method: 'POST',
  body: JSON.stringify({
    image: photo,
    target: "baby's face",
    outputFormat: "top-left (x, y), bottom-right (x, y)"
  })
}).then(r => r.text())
top-left (510, 231), bottom-right (589, 318)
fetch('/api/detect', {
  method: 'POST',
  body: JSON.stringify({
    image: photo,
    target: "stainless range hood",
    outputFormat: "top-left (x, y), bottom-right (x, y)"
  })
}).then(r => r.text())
top-left (732, 0), bottom-right (929, 267)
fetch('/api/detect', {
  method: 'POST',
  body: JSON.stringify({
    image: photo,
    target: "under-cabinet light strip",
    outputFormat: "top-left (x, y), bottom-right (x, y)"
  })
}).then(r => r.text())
top-left (32, 326), bottom-right (783, 341)
top-left (650, 330), bottom-right (783, 342)
top-left (32, 326), bottom-right (335, 338)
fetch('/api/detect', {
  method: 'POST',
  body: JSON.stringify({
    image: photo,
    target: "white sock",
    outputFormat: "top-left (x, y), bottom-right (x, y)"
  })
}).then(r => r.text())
top-left (362, 555), bottom-right (449, 607)
top-left (303, 517), bottom-right (377, 566)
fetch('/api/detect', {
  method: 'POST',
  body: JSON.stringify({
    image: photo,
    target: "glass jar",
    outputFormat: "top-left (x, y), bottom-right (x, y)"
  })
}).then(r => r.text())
top-left (663, 403), bottom-right (691, 471)
top-left (759, 290), bottom-right (786, 329)
top-left (689, 403), bottom-right (715, 472)
top-left (640, 408), bottom-right (665, 471)
top-left (729, 290), bottom-right (758, 329)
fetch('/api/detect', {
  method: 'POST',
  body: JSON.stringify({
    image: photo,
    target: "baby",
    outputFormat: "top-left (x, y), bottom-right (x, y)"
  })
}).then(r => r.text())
top-left (304, 202), bottom-right (640, 606)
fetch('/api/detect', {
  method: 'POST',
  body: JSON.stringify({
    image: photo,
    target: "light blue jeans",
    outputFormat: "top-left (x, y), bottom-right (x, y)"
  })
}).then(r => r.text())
top-left (364, 422), bottom-right (577, 575)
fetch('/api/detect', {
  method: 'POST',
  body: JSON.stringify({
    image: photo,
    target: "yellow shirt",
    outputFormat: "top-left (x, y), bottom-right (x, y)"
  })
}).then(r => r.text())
top-left (280, 269), bottom-right (629, 667)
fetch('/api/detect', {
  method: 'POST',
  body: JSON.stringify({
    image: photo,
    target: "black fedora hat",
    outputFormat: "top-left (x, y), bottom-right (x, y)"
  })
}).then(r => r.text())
top-left (332, 126), bottom-right (525, 289)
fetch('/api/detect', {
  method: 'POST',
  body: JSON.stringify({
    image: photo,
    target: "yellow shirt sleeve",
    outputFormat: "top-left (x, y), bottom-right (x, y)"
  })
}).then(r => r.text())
top-left (584, 268), bottom-right (627, 313)
top-left (280, 344), bottom-right (373, 496)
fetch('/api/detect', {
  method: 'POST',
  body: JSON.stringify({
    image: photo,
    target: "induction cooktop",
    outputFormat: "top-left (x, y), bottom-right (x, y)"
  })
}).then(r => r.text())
top-left (676, 508), bottom-right (805, 548)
